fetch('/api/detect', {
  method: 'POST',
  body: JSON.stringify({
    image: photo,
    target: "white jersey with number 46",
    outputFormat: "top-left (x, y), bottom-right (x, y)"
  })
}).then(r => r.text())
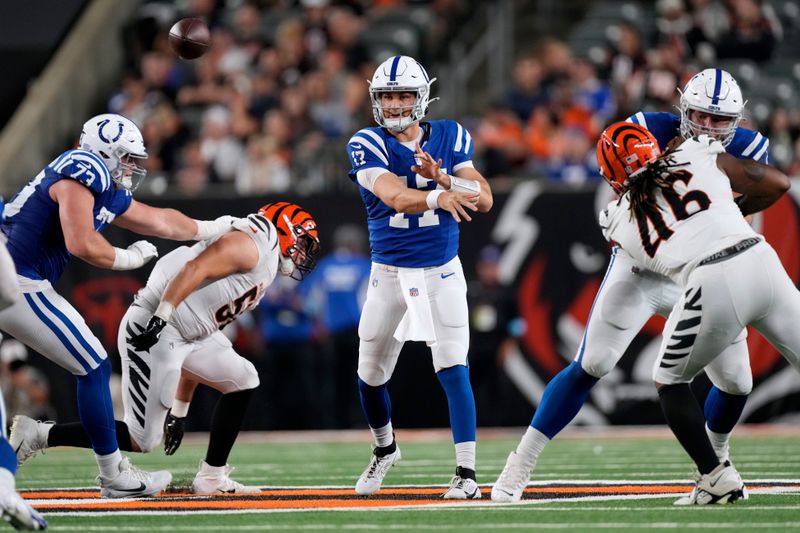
top-left (599, 136), bottom-right (758, 285)
top-left (134, 215), bottom-right (280, 340)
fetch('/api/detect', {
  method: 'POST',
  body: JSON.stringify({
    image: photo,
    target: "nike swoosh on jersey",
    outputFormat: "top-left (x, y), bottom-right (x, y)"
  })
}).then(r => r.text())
top-left (351, 143), bottom-right (362, 149)
top-left (441, 272), bottom-right (455, 279)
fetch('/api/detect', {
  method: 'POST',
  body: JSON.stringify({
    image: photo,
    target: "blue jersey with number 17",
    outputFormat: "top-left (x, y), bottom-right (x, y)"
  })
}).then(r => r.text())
top-left (346, 120), bottom-right (474, 268)
top-left (0, 149), bottom-right (132, 283)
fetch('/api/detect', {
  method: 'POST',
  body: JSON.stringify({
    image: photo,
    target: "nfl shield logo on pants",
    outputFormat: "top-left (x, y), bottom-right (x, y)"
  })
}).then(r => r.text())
top-left (409, 287), bottom-right (419, 297)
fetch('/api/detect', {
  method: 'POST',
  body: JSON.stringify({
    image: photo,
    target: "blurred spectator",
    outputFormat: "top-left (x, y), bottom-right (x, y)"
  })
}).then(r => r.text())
top-left (200, 106), bottom-right (245, 182)
top-left (542, 127), bottom-right (602, 185)
top-left (655, 0), bottom-right (693, 60)
top-left (467, 246), bottom-right (524, 425)
top-left (686, 0), bottom-right (731, 60)
top-left (766, 107), bottom-right (796, 170)
top-left (504, 54), bottom-right (547, 123)
top-left (174, 139), bottom-right (210, 196)
top-left (606, 21), bottom-right (648, 117)
top-left (571, 56), bottom-right (616, 123)
top-left (256, 276), bottom-right (317, 429)
top-left (235, 110), bottom-right (292, 194)
top-left (475, 103), bottom-right (527, 177)
top-left (303, 225), bottom-right (371, 428)
top-left (0, 339), bottom-right (56, 422)
top-left (716, 0), bottom-right (779, 63)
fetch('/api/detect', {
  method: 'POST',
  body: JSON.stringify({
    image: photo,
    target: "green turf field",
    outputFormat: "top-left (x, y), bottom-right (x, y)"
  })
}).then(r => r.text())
top-left (13, 427), bottom-right (800, 532)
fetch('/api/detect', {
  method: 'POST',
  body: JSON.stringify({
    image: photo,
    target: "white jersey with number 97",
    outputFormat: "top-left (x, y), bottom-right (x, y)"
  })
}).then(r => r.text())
top-left (599, 136), bottom-right (758, 285)
top-left (134, 215), bottom-right (280, 340)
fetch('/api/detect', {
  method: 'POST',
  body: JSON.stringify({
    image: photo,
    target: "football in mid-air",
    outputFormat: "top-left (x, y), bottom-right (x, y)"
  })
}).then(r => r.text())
top-left (168, 18), bottom-right (210, 60)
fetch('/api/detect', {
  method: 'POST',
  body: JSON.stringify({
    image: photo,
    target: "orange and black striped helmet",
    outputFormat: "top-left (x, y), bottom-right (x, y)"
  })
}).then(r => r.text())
top-left (596, 122), bottom-right (661, 194)
top-left (258, 202), bottom-right (320, 279)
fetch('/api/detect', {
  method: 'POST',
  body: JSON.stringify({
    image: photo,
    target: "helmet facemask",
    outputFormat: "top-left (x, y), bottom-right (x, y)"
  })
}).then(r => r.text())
top-left (369, 84), bottom-right (437, 132)
top-left (679, 100), bottom-right (742, 147)
top-left (677, 69), bottom-right (745, 147)
top-left (112, 150), bottom-right (148, 192)
top-left (280, 213), bottom-right (320, 280)
top-left (369, 56), bottom-right (438, 132)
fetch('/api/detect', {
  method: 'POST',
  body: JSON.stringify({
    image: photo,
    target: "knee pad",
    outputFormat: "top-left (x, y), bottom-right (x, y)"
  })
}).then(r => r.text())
top-left (431, 286), bottom-right (468, 371)
top-left (357, 354), bottom-right (390, 387)
top-left (432, 340), bottom-right (468, 372)
top-left (217, 359), bottom-right (260, 393)
top-left (578, 347), bottom-right (622, 378)
top-left (239, 360), bottom-right (260, 390)
top-left (709, 366), bottom-right (753, 396)
top-left (358, 299), bottom-right (384, 342)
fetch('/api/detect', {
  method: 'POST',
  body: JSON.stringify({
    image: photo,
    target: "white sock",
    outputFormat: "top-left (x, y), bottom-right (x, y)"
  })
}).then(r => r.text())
top-left (455, 441), bottom-right (476, 471)
top-left (171, 399), bottom-right (191, 418)
top-left (706, 425), bottom-right (731, 462)
top-left (0, 468), bottom-right (16, 491)
top-left (371, 422), bottom-right (394, 448)
top-left (198, 460), bottom-right (226, 477)
top-left (516, 426), bottom-right (549, 467)
top-left (96, 450), bottom-right (123, 480)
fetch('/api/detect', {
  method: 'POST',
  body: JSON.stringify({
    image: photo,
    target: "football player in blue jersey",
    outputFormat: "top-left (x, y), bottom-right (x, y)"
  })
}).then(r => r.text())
top-left (0, 200), bottom-right (47, 530)
top-left (346, 55), bottom-right (492, 499)
top-left (0, 114), bottom-right (237, 498)
top-left (493, 68), bottom-right (784, 503)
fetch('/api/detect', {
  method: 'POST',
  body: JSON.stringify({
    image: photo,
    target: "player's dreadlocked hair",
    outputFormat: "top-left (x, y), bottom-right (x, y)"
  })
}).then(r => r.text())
top-left (597, 122), bottom-right (685, 225)
top-left (624, 150), bottom-right (690, 225)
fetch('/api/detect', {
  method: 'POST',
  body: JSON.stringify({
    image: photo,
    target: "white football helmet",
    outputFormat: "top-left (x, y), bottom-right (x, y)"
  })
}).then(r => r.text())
top-left (79, 114), bottom-right (148, 191)
top-left (679, 69), bottom-right (745, 147)
top-left (369, 55), bottom-right (438, 132)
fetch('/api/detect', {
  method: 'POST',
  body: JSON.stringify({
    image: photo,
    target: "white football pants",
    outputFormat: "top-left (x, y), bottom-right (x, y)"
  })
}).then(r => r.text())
top-left (577, 247), bottom-right (752, 395)
top-left (357, 256), bottom-right (469, 386)
top-left (0, 276), bottom-right (107, 376)
top-left (119, 305), bottom-right (259, 452)
top-left (655, 241), bottom-right (800, 384)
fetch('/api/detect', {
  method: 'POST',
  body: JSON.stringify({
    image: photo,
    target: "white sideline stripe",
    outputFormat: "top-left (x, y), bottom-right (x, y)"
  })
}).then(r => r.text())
top-left (22, 478), bottom-right (800, 492)
top-left (39, 523), bottom-right (800, 531)
top-left (31, 489), bottom-right (800, 516)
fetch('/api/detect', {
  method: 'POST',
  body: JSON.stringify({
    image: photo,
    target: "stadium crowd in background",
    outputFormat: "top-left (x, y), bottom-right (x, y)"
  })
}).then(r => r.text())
top-left (108, 0), bottom-right (800, 197)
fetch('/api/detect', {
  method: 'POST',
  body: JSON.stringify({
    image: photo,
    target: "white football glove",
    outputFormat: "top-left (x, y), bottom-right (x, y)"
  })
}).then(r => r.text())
top-left (112, 240), bottom-right (158, 270)
top-left (194, 215), bottom-right (238, 241)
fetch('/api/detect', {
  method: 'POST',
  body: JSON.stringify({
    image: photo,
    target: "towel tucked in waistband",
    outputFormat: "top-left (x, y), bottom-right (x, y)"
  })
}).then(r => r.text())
top-left (393, 267), bottom-right (436, 343)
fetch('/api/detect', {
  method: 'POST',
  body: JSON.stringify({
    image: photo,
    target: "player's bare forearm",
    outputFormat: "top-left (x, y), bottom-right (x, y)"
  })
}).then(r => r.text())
top-left (175, 374), bottom-right (199, 403)
top-left (392, 188), bottom-right (434, 214)
top-left (161, 231), bottom-right (258, 307)
top-left (115, 200), bottom-right (199, 240)
top-left (718, 154), bottom-right (789, 214)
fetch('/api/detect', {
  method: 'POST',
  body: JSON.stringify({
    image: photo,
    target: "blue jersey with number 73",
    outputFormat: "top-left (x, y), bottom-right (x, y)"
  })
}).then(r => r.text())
top-left (346, 120), bottom-right (474, 267)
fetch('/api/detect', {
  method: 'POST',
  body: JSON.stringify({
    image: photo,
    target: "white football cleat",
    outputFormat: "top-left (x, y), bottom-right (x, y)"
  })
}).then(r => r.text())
top-left (98, 457), bottom-right (172, 498)
top-left (674, 461), bottom-right (745, 506)
top-left (355, 445), bottom-right (401, 495)
top-left (491, 451), bottom-right (533, 502)
top-left (442, 467), bottom-right (481, 500)
top-left (9, 416), bottom-right (51, 467)
top-left (0, 470), bottom-right (47, 530)
top-left (191, 461), bottom-right (262, 494)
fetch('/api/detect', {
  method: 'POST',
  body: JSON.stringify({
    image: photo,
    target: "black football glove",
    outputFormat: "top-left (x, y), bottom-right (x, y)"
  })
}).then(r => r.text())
top-left (129, 316), bottom-right (167, 352)
top-left (163, 409), bottom-right (186, 456)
